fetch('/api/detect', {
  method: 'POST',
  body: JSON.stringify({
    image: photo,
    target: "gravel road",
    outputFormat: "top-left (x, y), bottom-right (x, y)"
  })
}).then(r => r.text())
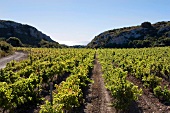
top-left (0, 52), bottom-right (27, 69)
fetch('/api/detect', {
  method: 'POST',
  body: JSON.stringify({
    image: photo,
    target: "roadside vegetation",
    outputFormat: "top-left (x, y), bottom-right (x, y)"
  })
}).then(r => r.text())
top-left (0, 41), bottom-right (13, 58)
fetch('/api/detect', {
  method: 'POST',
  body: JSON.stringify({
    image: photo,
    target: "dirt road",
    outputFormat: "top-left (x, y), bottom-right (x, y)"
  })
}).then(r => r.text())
top-left (84, 56), bottom-right (115, 113)
top-left (0, 52), bottom-right (27, 69)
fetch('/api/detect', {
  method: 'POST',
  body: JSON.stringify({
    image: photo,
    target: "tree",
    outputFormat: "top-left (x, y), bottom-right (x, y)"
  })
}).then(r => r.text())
top-left (6, 37), bottom-right (23, 47)
top-left (0, 41), bottom-right (13, 55)
top-left (141, 22), bottom-right (152, 28)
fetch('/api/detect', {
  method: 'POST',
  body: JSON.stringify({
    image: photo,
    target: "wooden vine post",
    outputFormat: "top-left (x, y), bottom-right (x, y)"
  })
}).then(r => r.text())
top-left (50, 81), bottom-right (53, 105)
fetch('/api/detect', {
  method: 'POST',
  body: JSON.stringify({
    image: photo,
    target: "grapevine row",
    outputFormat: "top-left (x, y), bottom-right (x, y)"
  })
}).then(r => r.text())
top-left (0, 48), bottom-right (94, 112)
top-left (98, 47), bottom-right (170, 105)
top-left (97, 49), bottom-right (142, 110)
top-left (40, 50), bottom-right (94, 112)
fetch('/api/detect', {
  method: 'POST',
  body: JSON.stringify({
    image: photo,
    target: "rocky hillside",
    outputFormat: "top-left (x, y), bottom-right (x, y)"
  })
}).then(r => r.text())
top-left (87, 21), bottom-right (170, 48)
top-left (0, 20), bottom-right (57, 47)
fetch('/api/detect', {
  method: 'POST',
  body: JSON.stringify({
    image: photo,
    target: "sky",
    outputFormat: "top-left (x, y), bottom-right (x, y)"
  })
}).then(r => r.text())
top-left (1, 0), bottom-right (170, 46)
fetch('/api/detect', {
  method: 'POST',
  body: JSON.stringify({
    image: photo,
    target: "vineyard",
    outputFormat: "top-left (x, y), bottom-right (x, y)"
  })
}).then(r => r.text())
top-left (0, 47), bottom-right (170, 113)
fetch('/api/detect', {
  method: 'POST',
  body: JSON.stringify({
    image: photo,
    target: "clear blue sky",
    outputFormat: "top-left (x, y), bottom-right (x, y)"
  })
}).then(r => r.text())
top-left (1, 0), bottom-right (170, 45)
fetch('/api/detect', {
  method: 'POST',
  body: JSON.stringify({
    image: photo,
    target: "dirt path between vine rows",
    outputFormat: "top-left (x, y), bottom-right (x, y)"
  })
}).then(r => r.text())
top-left (0, 51), bottom-right (27, 69)
top-left (127, 74), bottom-right (170, 113)
top-left (84, 56), bottom-right (116, 113)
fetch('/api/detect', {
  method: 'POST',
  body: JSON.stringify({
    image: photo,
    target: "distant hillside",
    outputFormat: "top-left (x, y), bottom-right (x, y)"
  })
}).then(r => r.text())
top-left (87, 21), bottom-right (170, 48)
top-left (0, 20), bottom-right (62, 47)
top-left (70, 45), bottom-right (86, 48)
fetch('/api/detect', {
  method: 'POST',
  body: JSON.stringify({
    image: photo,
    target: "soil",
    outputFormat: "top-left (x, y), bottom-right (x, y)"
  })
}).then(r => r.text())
top-left (127, 74), bottom-right (170, 113)
top-left (84, 56), bottom-right (115, 113)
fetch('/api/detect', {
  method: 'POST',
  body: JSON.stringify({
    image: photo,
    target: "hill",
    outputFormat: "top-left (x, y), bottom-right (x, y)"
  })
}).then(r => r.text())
top-left (87, 21), bottom-right (170, 48)
top-left (0, 20), bottom-right (62, 47)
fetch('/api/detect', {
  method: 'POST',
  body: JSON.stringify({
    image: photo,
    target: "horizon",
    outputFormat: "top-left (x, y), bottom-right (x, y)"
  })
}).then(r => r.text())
top-left (1, 0), bottom-right (170, 46)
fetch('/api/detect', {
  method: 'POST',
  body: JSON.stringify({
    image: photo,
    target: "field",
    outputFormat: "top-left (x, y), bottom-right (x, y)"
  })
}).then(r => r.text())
top-left (0, 47), bottom-right (170, 113)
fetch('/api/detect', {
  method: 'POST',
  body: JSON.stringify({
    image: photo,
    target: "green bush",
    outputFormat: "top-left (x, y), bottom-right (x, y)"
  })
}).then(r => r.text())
top-left (0, 41), bottom-right (13, 57)
top-left (6, 37), bottom-right (23, 47)
top-left (154, 85), bottom-right (170, 103)
top-left (142, 74), bottom-right (162, 89)
top-left (106, 69), bottom-right (142, 110)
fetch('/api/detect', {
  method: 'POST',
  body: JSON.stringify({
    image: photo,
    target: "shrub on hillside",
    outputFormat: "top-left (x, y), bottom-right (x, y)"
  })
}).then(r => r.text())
top-left (38, 39), bottom-right (61, 48)
top-left (0, 41), bottom-right (13, 57)
top-left (6, 37), bottom-right (23, 47)
top-left (0, 37), bottom-right (6, 41)
top-left (141, 22), bottom-right (152, 28)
